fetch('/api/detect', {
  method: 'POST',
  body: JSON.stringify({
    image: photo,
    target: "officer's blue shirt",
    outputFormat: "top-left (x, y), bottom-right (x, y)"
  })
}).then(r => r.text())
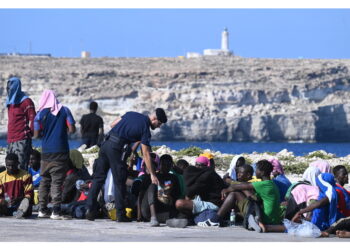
top-left (110, 111), bottom-right (151, 146)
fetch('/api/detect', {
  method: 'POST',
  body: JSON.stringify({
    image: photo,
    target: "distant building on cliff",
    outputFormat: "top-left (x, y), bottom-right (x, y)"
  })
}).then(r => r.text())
top-left (187, 28), bottom-right (233, 58)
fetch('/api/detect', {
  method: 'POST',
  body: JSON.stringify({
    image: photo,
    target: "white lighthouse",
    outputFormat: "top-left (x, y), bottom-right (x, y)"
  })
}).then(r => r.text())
top-left (221, 27), bottom-right (229, 51)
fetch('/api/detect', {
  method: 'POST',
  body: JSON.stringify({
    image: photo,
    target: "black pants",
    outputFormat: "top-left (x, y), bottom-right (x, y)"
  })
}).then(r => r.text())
top-left (82, 136), bottom-right (98, 149)
top-left (87, 139), bottom-right (128, 215)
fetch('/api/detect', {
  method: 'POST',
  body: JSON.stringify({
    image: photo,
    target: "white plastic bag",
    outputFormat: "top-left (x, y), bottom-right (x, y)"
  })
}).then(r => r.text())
top-left (283, 219), bottom-right (321, 238)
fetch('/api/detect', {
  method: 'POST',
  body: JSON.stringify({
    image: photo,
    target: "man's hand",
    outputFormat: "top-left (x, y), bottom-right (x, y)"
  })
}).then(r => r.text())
top-left (221, 188), bottom-right (231, 200)
top-left (291, 211), bottom-right (302, 223)
top-left (150, 173), bottom-right (159, 186)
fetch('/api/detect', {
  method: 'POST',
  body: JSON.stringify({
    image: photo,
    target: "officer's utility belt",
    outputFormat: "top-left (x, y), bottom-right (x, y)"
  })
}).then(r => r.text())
top-left (105, 134), bottom-right (131, 162)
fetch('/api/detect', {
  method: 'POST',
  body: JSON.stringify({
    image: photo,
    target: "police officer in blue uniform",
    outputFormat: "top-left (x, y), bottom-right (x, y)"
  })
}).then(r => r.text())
top-left (86, 108), bottom-right (167, 222)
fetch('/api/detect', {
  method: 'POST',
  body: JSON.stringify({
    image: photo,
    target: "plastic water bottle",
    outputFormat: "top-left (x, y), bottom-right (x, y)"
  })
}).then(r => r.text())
top-left (229, 209), bottom-right (236, 226)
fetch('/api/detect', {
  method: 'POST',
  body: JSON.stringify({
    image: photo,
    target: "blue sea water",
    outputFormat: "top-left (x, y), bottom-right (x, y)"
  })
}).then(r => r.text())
top-left (1, 139), bottom-right (350, 157)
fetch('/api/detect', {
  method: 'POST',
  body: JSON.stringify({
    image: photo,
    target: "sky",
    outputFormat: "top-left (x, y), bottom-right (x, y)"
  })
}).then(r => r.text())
top-left (1, 7), bottom-right (350, 59)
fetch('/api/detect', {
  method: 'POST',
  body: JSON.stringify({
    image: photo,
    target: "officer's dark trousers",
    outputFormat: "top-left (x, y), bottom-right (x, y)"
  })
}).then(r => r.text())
top-left (87, 139), bottom-right (128, 215)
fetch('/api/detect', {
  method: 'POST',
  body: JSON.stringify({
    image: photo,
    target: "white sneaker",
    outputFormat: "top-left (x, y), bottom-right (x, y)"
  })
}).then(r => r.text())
top-left (38, 210), bottom-right (51, 218)
top-left (50, 212), bottom-right (72, 220)
top-left (197, 219), bottom-right (220, 227)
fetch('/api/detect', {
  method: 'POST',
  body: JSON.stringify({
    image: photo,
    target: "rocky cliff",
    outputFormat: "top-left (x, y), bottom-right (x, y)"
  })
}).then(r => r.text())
top-left (1, 56), bottom-right (350, 142)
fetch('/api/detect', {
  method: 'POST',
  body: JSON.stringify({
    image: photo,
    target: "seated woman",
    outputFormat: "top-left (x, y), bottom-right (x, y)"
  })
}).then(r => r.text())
top-left (138, 154), bottom-right (180, 227)
top-left (292, 173), bottom-right (343, 231)
top-left (224, 155), bottom-right (245, 183)
top-left (268, 158), bottom-right (292, 202)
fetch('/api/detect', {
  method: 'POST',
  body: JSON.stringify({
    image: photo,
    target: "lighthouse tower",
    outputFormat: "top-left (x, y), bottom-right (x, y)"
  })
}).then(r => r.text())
top-left (221, 28), bottom-right (229, 51)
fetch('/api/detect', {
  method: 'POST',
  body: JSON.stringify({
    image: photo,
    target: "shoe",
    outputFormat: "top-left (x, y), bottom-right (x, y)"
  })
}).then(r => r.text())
top-left (248, 215), bottom-right (262, 233)
top-left (150, 217), bottom-right (160, 227)
top-left (197, 219), bottom-right (220, 227)
top-left (85, 209), bottom-right (96, 221)
top-left (50, 212), bottom-right (72, 220)
top-left (166, 218), bottom-right (188, 228)
top-left (38, 209), bottom-right (51, 218)
top-left (116, 215), bottom-right (132, 222)
top-left (15, 198), bottom-right (30, 219)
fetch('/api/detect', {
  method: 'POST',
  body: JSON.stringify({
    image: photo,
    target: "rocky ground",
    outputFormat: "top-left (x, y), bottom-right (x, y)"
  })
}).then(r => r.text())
top-left (1, 56), bottom-right (350, 142)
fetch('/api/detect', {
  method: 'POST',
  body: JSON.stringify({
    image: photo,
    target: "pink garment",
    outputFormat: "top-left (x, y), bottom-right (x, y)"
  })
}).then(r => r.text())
top-left (37, 90), bottom-right (63, 116)
top-left (310, 160), bottom-right (331, 173)
top-left (195, 156), bottom-right (210, 167)
top-left (268, 158), bottom-right (284, 175)
top-left (139, 153), bottom-right (160, 176)
top-left (291, 184), bottom-right (320, 205)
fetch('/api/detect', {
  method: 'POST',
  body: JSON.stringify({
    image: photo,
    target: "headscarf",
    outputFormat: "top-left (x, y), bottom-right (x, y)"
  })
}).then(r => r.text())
top-left (200, 152), bottom-right (214, 160)
top-left (268, 158), bottom-right (284, 175)
top-left (311, 173), bottom-right (341, 231)
top-left (195, 156), bottom-right (210, 167)
top-left (291, 184), bottom-right (319, 205)
top-left (37, 89), bottom-right (63, 116)
top-left (302, 165), bottom-right (321, 186)
top-left (5, 77), bottom-right (28, 106)
top-left (310, 160), bottom-right (331, 174)
top-left (69, 149), bottom-right (84, 169)
top-left (227, 154), bottom-right (244, 181)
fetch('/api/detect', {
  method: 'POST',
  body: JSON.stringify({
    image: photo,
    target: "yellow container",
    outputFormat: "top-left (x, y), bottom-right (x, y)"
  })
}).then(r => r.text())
top-left (33, 190), bottom-right (39, 205)
top-left (108, 208), bottom-right (133, 221)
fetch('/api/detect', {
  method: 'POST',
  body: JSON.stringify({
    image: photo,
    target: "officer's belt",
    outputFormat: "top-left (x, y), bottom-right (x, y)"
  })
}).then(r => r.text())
top-left (106, 134), bottom-right (130, 149)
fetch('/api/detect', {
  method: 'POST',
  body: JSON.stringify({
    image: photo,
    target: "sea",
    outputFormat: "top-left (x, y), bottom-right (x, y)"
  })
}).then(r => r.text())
top-left (1, 139), bottom-right (350, 157)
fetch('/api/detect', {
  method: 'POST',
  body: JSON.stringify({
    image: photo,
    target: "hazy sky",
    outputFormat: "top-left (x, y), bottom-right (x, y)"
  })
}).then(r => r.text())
top-left (1, 8), bottom-right (350, 59)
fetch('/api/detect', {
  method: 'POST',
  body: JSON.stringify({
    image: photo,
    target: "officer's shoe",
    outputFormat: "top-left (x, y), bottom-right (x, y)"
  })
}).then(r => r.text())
top-left (85, 209), bottom-right (96, 221)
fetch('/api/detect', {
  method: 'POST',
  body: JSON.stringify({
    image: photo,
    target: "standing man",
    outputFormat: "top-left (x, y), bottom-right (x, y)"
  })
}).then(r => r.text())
top-left (33, 90), bottom-right (76, 219)
top-left (5, 77), bottom-right (36, 171)
top-left (80, 101), bottom-right (104, 148)
top-left (86, 108), bottom-right (167, 222)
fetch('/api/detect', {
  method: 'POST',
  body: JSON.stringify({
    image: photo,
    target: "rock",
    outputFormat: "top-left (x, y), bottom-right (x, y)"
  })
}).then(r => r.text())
top-left (1, 56), bottom-right (350, 142)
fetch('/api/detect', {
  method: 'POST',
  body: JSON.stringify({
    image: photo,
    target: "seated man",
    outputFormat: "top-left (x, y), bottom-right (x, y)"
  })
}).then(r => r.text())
top-left (219, 160), bottom-right (283, 232)
top-left (174, 156), bottom-right (227, 227)
top-left (333, 165), bottom-right (350, 217)
top-left (0, 153), bottom-right (34, 219)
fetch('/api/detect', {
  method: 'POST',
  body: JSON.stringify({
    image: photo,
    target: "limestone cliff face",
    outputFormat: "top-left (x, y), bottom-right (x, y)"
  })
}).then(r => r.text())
top-left (1, 56), bottom-right (350, 142)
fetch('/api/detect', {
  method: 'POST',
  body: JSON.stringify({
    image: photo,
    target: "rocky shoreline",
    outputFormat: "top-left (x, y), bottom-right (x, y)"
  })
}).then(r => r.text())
top-left (1, 56), bottom-right (350, 142)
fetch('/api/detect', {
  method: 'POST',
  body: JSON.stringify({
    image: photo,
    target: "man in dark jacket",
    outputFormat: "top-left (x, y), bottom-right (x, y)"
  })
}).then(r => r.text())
top-left (174, 156), bottom-right (227, 226)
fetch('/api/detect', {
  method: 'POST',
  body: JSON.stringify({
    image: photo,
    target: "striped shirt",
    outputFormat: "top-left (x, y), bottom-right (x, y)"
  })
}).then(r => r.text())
top-left (0, 169), bottom-right (33, 203)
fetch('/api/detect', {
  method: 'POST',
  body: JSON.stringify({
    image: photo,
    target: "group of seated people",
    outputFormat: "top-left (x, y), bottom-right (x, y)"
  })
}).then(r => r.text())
top-left (1, 147), bottom-right (350, 238)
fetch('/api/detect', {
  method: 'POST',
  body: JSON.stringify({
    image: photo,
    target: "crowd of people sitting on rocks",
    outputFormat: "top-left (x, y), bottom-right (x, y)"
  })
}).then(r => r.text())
top-left (1, 76), bottom-right (350, 239)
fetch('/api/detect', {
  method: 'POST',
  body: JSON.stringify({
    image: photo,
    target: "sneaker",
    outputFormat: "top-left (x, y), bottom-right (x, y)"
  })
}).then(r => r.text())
top-left (15, 198), bottom-right (30, 219)
top-left (248, 215), bottom-right (262, 233)
top-left (50, 212), bottom-right (72, 220)
top-left (38, 209), bottom-right (51, 218)
top-left (197, 219), bottom-right (220, 227)
top-left (150, 217), bottom-right (160, 227)
top-left (166, 218), bottom-right (188, 228)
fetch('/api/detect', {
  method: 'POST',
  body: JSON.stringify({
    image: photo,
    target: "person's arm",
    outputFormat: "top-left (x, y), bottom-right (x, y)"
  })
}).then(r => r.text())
top-left (291, 197), bottom-right (329, 223)
top-left (33, 112), bottom-right (41, 139)
top-left (24, 99), bottom-right (36, 136)
top-left (65, 107), bottom-right (76, 134)
top-left (221, 183), bottom-right (254, 200)
top-left (23, 174), bottom-right (34, 200)
top-left (110, 117), bottom-right (121, 128)
top-left (141, 143), bottom-right (159, 185)
top-left (98, 117), bottom-right (104, 135)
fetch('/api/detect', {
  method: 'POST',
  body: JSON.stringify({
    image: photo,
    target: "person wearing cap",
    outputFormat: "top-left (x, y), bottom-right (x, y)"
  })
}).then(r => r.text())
top-left (86, 108), bottom-right (167, 222)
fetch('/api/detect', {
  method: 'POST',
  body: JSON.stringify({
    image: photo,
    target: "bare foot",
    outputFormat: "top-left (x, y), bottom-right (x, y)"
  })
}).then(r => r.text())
top-left (258, 222), bottom-right (266, 233)
top-left (320, 231), bottom-right (329, 237)
top-left (336, 230), bottom-right (350, 238)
